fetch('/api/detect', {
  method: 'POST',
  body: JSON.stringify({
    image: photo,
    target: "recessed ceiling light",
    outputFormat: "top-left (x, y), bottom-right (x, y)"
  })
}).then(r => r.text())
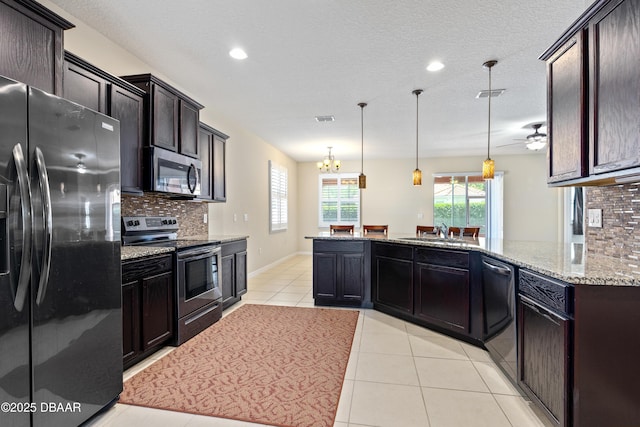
top-left (229, 48), bottom-right (248, 60)
top-left (426, 61), bottom-right (445, 72)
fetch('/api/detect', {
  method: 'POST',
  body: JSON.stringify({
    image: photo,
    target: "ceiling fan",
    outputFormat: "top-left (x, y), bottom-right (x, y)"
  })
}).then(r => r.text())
top-left (496, 123), bottom-right (548, 151)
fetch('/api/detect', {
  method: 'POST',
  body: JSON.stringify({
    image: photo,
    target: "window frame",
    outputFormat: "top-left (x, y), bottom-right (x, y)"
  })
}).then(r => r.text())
top-left (269, 160), bottom-right (288, 233)
top-left (318, 172), bottom-right (361, 228)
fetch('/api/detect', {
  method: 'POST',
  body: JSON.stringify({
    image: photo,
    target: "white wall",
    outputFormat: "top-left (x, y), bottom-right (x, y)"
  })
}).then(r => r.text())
top-left (41, 0), bottom-right (299, 273)
top-left (298, 153), bottom-right (560, 252)
top-left (39, 1), bottom-right (562, 270)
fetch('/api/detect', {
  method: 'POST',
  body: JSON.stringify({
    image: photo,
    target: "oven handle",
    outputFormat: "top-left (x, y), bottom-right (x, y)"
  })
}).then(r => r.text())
top-left (177, 246), bottom-right (220, 261)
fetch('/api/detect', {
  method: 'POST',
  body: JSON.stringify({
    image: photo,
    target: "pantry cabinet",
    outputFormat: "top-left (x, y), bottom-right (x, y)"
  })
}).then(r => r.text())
top-left (541, 0), bottom-right (640, 186)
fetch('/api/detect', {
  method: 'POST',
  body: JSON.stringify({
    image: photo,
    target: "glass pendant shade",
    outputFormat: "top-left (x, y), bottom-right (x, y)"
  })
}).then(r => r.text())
top-left (482, 158), bottom-right (495, 180)
top-left (358, 173), bottom-right (367, 189)
top-left (413, 168), bottom-right (422, 186)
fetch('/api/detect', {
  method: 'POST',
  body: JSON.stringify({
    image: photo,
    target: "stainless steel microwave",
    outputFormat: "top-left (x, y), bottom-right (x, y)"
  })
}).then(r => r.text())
top-left (147, 146), bottom-right (202, 196)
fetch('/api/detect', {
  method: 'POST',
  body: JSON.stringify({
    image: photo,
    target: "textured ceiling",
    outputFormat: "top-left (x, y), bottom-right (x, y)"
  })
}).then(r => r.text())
top-left (49, 0), bottom-right (590, 161)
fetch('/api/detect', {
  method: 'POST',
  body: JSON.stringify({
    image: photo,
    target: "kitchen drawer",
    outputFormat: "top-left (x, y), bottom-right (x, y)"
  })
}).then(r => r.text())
top-left (314, 240), bottom-right (364, 253)
top-left (122, 254), bottom-right (173, 283)
top-left (519, 269), bottom-right (573, 315)
top-left (374, 242), bottom-right (413, 260)
top-left (415, 247), bottom-right (469, 269)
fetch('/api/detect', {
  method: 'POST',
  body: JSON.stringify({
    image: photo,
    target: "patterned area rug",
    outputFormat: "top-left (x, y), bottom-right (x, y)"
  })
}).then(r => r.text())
top-left (119, 304), bottom-right (359, 427)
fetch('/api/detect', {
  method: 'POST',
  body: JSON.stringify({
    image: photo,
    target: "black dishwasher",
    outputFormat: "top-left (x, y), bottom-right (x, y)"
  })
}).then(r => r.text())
top-left (481, 256), bottom-right (517, 383)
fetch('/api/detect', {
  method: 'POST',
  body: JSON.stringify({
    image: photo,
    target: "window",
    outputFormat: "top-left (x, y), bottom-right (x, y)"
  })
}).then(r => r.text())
top-left (318, 173), bottom-right (360, 227)
top-left (434, 174), bottom-right (487, 235)
top-left (432, 172), bottom-right (503, 240)
top-left (269, 160), bottom-right (288, 232)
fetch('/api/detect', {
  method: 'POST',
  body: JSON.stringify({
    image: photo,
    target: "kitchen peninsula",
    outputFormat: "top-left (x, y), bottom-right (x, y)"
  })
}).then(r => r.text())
top-left (308, 232), bottom-right (640, 427)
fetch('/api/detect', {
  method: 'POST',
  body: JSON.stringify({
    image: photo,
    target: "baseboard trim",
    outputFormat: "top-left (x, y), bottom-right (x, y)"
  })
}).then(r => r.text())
top-left (248, 251), bottom-right (310, 278)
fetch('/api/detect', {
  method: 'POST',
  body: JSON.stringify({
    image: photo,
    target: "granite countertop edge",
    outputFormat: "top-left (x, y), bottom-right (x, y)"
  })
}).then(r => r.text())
top-left (121, 235), bottom-right (249, 261)
top-left (307, 234), bottom-right (640, 287)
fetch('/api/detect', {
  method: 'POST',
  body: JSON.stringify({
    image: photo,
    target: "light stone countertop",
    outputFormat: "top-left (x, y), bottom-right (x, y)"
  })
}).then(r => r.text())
top-left (308, 232), bottom-right (640, 287)
top-left (121, 235), bottom-right (249, 261)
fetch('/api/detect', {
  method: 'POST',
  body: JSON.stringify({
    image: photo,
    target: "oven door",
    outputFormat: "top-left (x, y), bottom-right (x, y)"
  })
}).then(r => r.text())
top-left (176, 245), bottom-right (221, 318)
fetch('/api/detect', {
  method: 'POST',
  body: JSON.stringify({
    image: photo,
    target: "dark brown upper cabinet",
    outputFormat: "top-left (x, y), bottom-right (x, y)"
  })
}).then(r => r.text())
top-left (198, 122), bottom-right (229, 202)
top-left (121, 74), bottom-right (204, 160)
top-left (545, 32), bottom-right (588, 184)
top-left (0, 0), bottom-right (74, 96)
top-left (541, 0), bottom-right (640, 186)
top-left (588, 0), bottom-right (640, 176)
top-left (63, 52), bottom-right (146, 194)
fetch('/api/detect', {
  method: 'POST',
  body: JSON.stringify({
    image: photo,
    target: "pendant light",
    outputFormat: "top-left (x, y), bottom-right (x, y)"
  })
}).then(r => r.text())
top-left (482, 60), bottom-right (497, 180)
top-left (412, 89), bottom-right (423, 186)
top-left (358, 102), bottom-right (367, 189)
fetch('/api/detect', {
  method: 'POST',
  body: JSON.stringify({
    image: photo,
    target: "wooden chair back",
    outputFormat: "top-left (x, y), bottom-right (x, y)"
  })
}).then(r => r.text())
top-left (363, 225), bottom-right (388, 235)
top-left (330, 224), bottom-right (354, 234)
top-left (416, 226), bottom-right (436, 236)
top-left (448, 226), bottom-right (480, 238)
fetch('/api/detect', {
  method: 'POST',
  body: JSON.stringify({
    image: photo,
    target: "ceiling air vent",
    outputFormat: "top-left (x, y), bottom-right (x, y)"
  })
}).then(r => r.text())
top-left (315, 115), bottom-right (335, 122)
top-left (476, 89), bottom-right (506, 99)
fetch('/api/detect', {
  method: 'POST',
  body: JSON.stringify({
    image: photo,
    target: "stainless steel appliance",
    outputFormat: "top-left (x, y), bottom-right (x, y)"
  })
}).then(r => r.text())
top-left (482, 256), bottom-right (518, 384)
top-left (0, 76), bottom-right (122, 427)
top-left (121, 216), bottom-right (222, 345)
top-left (147, 146), bottom-right (201, 196)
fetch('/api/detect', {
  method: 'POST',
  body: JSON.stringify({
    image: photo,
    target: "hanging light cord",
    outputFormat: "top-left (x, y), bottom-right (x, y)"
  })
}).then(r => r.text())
top-left (360, 103), bottom-right (365, 173)
top-left (414, 89), bottom-right (422, 169)
top-left (487, 65), bottom-right (492, 159)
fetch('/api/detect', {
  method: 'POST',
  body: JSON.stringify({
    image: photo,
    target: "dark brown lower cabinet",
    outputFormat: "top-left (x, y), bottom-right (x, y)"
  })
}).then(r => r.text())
top-left (122, 254), bottom-right (174, 369)
top-left (372, 243), bottom-right (414, 314)
top-left (221, 239), bottom-right (248, 310)
top-left (518, 294), bottom-right (571, 427)
top-left (313, 240), bottom-right (369, 307)
top-left (573, 285), bottom-right (640, 427)
top-left (414, 262), bottom-right (470, 333)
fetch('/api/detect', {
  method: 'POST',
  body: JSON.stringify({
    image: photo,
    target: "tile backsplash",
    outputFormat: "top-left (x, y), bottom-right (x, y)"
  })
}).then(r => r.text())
top-left (585, 183), bottom-right (640, 261)
top-left (121, 194), bottom-right (208, 237)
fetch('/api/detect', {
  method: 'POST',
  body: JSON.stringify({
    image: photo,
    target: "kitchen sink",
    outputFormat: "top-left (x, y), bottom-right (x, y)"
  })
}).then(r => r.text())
top-left (397, 236), bottom-right (470, 244)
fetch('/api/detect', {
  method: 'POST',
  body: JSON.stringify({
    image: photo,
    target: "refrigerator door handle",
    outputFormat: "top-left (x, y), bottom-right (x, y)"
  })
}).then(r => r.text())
top-left (12, 143), bottom-right (32, 312)
top-left (33, 147), bottom-right (52, 305)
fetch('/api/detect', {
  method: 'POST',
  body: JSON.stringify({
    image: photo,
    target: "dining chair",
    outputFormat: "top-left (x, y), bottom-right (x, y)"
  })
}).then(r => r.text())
top-left (363, 225), bottom-right (388, 235)
top-left (330, 224), bottom-right (354, 234)
top-left (416, 225), bottom-right (436, 236)
top-left (448, 226), bottom-right (480, 238)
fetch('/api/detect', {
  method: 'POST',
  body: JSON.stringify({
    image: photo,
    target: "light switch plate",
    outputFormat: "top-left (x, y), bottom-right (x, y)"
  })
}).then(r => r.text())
top-left (587, 208), bottom-right (602, 228)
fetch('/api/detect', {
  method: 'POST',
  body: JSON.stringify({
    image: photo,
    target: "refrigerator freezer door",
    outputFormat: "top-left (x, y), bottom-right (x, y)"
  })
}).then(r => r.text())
top-left (0, 77), bottom-right (31, 427)
top-left (28, 88), bottom-right (122, 427)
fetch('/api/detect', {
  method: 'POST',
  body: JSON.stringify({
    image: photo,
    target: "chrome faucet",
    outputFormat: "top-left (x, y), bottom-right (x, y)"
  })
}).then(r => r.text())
top-left (440, 223), bottom-right (449, 239)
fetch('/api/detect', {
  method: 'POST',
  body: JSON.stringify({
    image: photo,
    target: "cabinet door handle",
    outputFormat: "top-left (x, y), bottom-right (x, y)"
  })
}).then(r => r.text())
top-left (520, 295), bottom-right (566, 326)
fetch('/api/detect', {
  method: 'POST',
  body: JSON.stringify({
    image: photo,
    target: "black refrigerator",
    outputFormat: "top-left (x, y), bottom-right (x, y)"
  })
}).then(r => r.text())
top-left (0, 75), bottom-right (123, 427)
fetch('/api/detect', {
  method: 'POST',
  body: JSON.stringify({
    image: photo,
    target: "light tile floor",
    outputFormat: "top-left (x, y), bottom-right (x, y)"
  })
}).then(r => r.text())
top-left (88, 254), bottom-right (551, 427)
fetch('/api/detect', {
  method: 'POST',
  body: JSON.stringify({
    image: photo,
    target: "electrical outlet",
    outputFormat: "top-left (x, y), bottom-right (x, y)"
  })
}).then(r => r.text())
top-left (588, 208), bottom-right (602, 228)
top-left (244, 213), bottom-right (249, 222)
top-left (233, 213), bottom-right (237, 222)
